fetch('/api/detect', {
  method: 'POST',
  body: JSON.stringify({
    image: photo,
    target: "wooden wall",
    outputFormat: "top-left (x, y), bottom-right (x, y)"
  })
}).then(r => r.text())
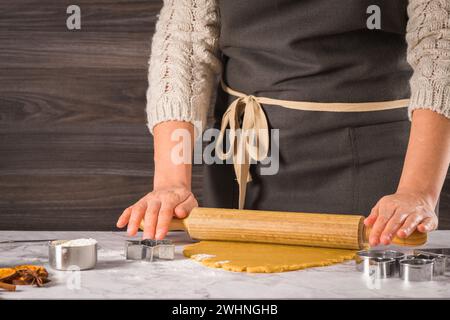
top-left (0, 0), bottom-right (170, 230)
top-left (0, 1), bottom-right (449, 230)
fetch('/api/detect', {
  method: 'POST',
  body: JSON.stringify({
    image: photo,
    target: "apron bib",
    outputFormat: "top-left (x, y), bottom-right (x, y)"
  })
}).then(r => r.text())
top-left (203, 0), bottom-right (412, 216)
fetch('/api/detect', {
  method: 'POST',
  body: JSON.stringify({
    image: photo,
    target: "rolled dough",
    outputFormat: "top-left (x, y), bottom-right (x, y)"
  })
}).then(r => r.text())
top-left (183, 241), bottom-right (356, 273)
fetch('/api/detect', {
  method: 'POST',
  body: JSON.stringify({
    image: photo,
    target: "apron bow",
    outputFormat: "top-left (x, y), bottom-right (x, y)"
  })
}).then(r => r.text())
top-left (215, 94), bottom-right (270, 209)
top-left (215, 79), bottom-right (409, 210)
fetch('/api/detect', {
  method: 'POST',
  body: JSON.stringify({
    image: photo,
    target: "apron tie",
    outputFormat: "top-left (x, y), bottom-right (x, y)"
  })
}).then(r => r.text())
top-left (215, 79), bottom-right (409, 210)
top-left (215, 93), bottom-right (270, 210)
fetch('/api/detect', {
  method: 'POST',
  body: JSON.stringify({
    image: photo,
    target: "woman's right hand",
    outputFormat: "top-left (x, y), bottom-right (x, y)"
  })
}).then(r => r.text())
top-left (116, 186), bottom-right (198, 240)
top-left (117, 120), bottom-right (196, 239)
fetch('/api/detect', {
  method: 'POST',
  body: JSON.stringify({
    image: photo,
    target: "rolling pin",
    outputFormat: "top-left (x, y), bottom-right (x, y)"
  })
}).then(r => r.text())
top-left (140, 207), bottom-right (427, 250)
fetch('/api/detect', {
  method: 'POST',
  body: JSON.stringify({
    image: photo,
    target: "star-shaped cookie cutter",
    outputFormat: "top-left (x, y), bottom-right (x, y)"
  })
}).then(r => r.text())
top-left (125, 239), bottom-right (175, 261)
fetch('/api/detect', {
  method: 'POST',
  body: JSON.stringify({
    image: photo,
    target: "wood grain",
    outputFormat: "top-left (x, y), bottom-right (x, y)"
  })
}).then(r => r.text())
top-left (142, 207), bottom-right (427, 249)
top-left (0, 175), bottom-right (147, 230)
top-left (0, 170), bottom-right (204, 231)
top-left (0, 0), bottom-right (200, 231)
top-left (0, 0), bottom-right (449, 231)
top-left (0, 68), bottom-right (147, 125)
top-left (183, 207), bottom-right (366, 249)
top-left (0, 32), bottom-right (152, 69)
top-left (0, 0), bottom-right (161, 33)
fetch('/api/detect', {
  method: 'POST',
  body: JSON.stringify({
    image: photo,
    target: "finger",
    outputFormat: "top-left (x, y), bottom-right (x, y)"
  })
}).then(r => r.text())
top-left (417, 216), bottom-right (437, 233)
top-left (155, 202), bottom-right (176, 240)
top-left (143, 200), bottom-right (161, 240)
top-left (364, 203), bottom-right (379, 227)
top-left (127, 202), bottom-right (147, 236)
top-left (174, 194), bottom-right (198, 219)
top-left (397, 213), bottom-right (422, 238)
top-left (369, 202), bottom-right (396, 247)
top-left (116, 207), bottom-right (132, 228)
top-left (380, 209), bottom-right (409, 245)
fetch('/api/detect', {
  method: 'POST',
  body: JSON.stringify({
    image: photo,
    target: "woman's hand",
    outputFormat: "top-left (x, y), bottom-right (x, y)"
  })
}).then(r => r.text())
top-left (117, 120), bottom-right (197, 239)
top-left (364, 191), bottom-right (438, 246)
top-left (116, 186), bottom-right (198, 239)
top-left (365, 110), bottom-right (449, 247)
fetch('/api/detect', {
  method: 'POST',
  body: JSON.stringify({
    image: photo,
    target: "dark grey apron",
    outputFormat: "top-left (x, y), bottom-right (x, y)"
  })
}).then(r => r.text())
top-left (203, 0), bottom-right (414, 216)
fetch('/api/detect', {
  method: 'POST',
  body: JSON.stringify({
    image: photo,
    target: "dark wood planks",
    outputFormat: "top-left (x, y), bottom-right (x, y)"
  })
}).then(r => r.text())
top-left (0, 0), bottom-right (166, 230)
top-left (0, 0), bottom-right (160, 33)
top-left (0, 32), bottom-right (152, 70)
top-left (0, 0), bottom-right (449, 231)
top-left (0, 170), bottom-right (204, 231)
top-left (0, 68), bottom-right (148, 125)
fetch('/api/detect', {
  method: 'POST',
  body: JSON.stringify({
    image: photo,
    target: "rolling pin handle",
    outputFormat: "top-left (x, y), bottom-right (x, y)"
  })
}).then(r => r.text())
top-left (168, 218), bottom-right (186, 231)
top-left (362, 225), bottom-right (427, 248)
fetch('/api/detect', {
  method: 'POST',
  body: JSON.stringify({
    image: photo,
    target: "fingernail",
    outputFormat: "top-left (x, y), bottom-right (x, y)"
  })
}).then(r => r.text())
top-left (155, 231), bottom-right (163, 239)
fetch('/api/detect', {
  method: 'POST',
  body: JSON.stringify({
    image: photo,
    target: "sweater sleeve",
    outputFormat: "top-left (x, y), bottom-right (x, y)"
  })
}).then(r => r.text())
top-left (406, 0), bottom-right (450, 119)
top-left (146, 0), bottom-right (222, 137)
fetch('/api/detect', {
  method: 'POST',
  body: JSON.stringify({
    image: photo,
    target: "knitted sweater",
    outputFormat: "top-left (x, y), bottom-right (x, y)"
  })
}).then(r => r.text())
top-left (146, 0), bottom-right (450, 135)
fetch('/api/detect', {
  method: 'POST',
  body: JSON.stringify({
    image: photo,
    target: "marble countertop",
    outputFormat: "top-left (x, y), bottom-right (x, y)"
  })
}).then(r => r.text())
top-left (0, 230), bottom-right (449, 299)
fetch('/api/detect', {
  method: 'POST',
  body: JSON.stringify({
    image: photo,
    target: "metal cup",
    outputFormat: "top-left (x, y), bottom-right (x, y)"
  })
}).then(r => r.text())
top-left (48, 240), bottom-right (97, 270)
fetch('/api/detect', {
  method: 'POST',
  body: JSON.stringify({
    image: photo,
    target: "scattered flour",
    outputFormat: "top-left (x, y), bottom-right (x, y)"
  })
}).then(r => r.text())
top-left (191, 254), bottom-right (216, 262)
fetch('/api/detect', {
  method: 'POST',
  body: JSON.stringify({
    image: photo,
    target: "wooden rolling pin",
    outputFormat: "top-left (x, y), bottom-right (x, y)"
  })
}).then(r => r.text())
top-left (140, 207), bottom-right (427, 250)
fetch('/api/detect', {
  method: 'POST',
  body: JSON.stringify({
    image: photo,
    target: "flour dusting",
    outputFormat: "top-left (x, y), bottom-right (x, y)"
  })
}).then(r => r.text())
top-left (191, 254), bottom-right (216, 261)
top-left (55, 238), bottom-right (97, 247)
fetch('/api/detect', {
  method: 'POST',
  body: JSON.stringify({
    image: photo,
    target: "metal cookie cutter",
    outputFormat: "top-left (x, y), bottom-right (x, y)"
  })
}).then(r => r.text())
top-left (400, 258), bottom-right (434, 282)
top-left (407, 253), bottom-right (445, 276)
top-left (355, 250), bottom-right (405, 278)
top-left (414, 248), bottom-right (449, 275)
top-left (125, 239), bottom-right (175, 261)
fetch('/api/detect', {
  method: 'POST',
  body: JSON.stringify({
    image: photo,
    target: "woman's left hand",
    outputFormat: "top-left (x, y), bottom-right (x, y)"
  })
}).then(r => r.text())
top-left (364, 191), bottom-right (438, 246)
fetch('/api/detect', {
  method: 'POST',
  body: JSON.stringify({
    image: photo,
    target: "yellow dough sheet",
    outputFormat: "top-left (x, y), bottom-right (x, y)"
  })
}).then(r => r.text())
top-left (183, 241), bottom-right (356, 273)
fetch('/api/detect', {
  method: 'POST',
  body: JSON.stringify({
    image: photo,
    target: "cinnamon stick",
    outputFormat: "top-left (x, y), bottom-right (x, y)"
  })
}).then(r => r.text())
top-left (0, 281), bottom-right (16, 291)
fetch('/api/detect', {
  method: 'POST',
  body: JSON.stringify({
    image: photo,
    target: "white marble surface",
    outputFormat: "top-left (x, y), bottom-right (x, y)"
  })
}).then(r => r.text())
top-left (0, 230), bottom-right (449, 299)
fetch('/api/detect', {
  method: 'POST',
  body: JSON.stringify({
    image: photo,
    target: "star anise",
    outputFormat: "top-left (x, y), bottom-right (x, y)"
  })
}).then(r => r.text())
top-left (12, 266), bottom-right (49, 287)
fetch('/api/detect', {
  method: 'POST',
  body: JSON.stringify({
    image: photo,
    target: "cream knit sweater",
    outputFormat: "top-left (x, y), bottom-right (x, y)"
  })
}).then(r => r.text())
top-left (146, 0), bottom-right (450, 135)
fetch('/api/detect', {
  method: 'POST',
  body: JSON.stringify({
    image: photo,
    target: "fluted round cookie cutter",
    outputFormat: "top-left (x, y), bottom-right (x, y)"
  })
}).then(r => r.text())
top-left (355, 250), bottom-right (405, 278)
top-left (400, 258), bottom-right (434, 282)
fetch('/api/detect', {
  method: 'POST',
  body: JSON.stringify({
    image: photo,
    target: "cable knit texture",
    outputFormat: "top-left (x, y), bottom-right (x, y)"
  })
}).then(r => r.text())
top-left (146, 0), bottom-right (222, 138)
top-left (407, 0), bottom-right (450, 119)
top-left (146, 0), bottom-right (450, 134)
